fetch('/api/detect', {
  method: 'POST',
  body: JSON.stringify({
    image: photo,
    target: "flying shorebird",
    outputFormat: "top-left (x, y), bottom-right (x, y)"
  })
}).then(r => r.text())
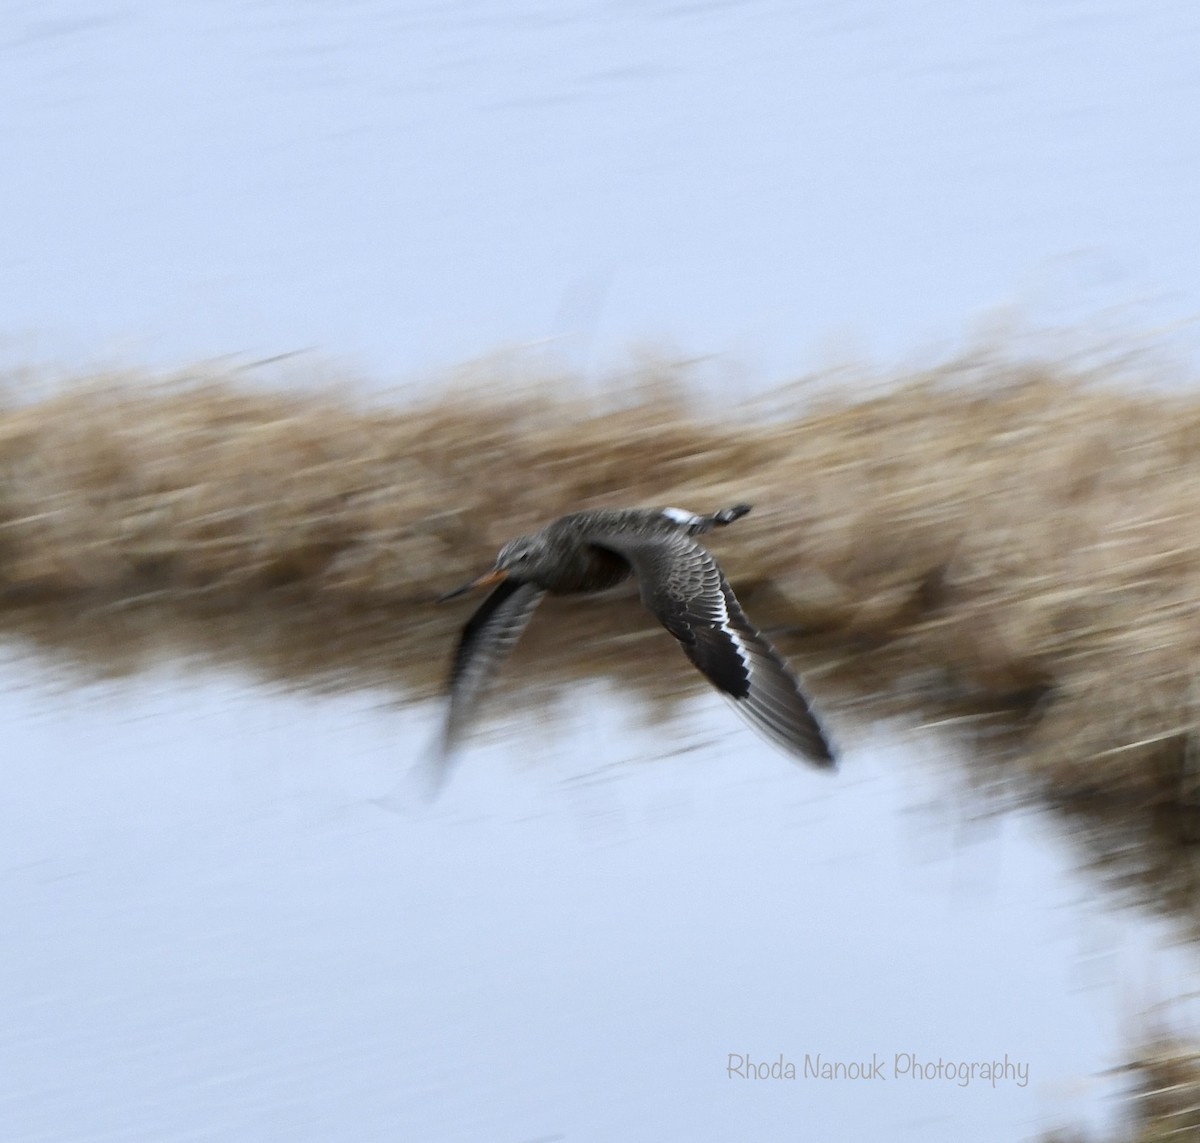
top-left (434, 504), bottom-right (835, 783)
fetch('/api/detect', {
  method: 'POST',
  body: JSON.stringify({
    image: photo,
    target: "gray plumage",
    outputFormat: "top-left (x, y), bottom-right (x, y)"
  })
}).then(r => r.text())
top-left (436, 504), bottom-right (835, 782)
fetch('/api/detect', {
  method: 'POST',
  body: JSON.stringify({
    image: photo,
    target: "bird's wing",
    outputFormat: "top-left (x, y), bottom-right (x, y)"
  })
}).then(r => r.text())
top-left (440, 578), bottom-right (546, 761)
top-left (586, 530), bottom-right (835, 768)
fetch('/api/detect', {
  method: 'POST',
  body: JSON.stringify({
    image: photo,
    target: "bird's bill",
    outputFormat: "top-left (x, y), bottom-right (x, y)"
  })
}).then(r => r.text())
top-left (436, 567), bottom-right (508, 602)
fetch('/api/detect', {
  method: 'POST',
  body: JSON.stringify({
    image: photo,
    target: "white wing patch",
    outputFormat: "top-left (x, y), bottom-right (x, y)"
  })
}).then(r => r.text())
top-left (714, 586), bottom-right (756, 681)
top-left (661, 506), bottom-right (702, 526)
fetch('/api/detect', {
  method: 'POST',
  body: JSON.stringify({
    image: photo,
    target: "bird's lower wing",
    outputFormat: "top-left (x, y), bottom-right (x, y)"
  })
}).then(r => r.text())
top-left (439, 578), bottom-right (546, 763)
top-left (588, 532), bottom-right (835, 769)
top-left (710, 579), bottom-right (835, 767)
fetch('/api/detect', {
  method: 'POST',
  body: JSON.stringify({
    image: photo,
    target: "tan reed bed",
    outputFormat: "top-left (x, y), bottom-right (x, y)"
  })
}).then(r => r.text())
top-left (1043, 1036), bottom-right (1200, 1143)
top-left (1121, 1038), bottom-right (1200, 1142)
top-left (2, 353), bottom-right (1200, 924)
top-left (5, 353), bottom-right (1200, 1140)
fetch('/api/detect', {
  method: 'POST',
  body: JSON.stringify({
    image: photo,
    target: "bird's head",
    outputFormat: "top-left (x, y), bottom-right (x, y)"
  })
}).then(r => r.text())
top-left (436, 533), bottom-right (544, 602)
top-left (494, 533), bottom-right (543, 573)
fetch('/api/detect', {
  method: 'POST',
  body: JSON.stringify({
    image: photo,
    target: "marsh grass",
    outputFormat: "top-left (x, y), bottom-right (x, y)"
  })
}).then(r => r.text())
top-left (1045, 1036), bottom-right (1200, 1142)
top-left (1, 367), bottom-right (1200, 769)
top-left (5, 351), bottom-right (1200, 1138)
top-left (6, 360), bottom-right (1200, 837)
top-left (1123, 1038), bottom-right (1200, 1141)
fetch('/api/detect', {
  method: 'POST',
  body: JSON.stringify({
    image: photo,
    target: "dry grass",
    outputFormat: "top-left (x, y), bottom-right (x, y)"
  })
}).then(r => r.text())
top-left (1123, 1039), bottom-right (1200, 1141)
top-left (4, 351), bottom-right (1200, 1138)
top-left (1045, 1037), bottom-right (1200, 1142)
top-left (4, 356), bottom-right (1200, 899)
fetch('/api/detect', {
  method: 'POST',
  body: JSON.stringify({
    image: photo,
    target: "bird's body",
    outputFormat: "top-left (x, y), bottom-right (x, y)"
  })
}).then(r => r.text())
top-left (436, 504), bottom-right (834, 783)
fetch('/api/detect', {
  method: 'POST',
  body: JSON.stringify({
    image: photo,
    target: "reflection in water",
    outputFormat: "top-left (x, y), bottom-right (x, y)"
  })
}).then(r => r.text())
top-left (0, 667), bottom-right (1197, 1141)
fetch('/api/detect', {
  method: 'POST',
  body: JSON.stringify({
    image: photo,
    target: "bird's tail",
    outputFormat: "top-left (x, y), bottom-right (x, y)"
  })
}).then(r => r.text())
top-left (689, 503), bottom-right (752, 533)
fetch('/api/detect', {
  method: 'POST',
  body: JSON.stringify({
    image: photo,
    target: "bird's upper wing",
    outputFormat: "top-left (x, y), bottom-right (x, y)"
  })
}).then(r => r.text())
top-left (585, 529), bottom-right (835, 768)
top-left (440, 578), bottom-right (546, 759)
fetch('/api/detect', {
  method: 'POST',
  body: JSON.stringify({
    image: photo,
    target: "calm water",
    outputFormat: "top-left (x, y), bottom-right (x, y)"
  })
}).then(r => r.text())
top-left (4, 1), bottom-right (1200, 1140)
top-left (2, 665), bottom-right (1198, 1141)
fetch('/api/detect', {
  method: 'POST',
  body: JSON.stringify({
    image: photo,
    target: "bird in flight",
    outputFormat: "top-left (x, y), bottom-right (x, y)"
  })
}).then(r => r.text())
top-left (435, 504), bottom-right (835, 786)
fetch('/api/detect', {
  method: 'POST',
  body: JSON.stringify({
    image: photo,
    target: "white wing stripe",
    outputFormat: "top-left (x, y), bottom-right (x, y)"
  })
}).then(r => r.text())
top-left (661, 507), bottom-right (702, 526)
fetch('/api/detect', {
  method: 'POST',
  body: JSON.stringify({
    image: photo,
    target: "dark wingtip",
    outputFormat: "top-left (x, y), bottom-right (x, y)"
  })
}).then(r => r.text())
top-left (803, 725), bottom-right (838, 771)
top-left (813, 748), bottom-right (838, 771)
top-left (420, 743), bottom-right (455, 801)
top-left (787, 732), bottom-right (837, 771)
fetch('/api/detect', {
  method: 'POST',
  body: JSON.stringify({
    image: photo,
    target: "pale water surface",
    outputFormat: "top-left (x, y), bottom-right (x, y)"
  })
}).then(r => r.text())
top-left (2, 664), bottom-right (1198, 1141)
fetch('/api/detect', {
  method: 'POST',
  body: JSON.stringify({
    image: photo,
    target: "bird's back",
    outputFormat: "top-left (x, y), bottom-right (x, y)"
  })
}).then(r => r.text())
top-left (528, 509), bottom-right (659, 594)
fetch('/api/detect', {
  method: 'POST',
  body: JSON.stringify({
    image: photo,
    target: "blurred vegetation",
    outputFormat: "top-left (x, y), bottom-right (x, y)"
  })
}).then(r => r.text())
top-left (1122, 1039), bottom-right (1200, 1141)
top-left (1044, 1035), bottom-right (1200, 1142)
top-left (4, 351), bottom-right (1200, 1138)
